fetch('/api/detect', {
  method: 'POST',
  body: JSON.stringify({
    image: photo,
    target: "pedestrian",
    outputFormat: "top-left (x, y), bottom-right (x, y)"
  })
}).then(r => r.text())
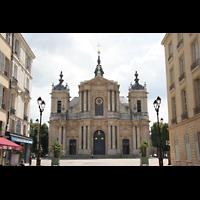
top-left (19, 160), bottom-right (25, 166)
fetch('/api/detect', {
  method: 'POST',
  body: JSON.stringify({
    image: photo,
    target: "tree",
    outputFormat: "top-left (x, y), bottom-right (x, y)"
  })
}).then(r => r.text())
top-left (30, 119), bottom-right (49, 156)
top-left (150, 122), bottom-right (159, 148)
top-left (30, 119), bottom-right (39, 154)
top-left (41, 123), bottom-right (48, 156)
top-left (150, 122), bottom-right (168, 155)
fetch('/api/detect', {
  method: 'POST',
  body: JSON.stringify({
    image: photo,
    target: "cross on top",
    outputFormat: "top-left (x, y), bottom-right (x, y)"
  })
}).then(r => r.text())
top-left (97, 42), bottom-right (101, 48)
top-left (97, 42), bottom-right (101, 53)
top-left (134, 71), bottom-right (139, 84)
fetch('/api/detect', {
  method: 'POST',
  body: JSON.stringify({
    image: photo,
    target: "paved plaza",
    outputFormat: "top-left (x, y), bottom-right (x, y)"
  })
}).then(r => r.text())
top-left (29, 157), bottom-right (170, 166)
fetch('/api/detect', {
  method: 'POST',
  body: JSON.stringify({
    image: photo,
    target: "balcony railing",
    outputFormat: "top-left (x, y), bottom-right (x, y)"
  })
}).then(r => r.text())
top-left (168, 53), bottom-right (173, 62)
top-left (181, 111), bottom-right (188, 121)
top-left (4, 70), bottom-right (7, 77)
top-left (190, 58), bottom-right (199, 72)
top-left (171, 117), bottom-right (177, 125)
top-left (24, 115), bottom-right (28, 121)
top-left (12, 77), bottom-right (18, 85)
top-left (10, 108), bottom-right (16, 115)
top-left (194, 105), bottom-right (200, 115)
top-left (169, 82), bottom-right (175, 91)
top-left (25, 88), bottom-right (30, 95)
top-left (1, 103), bottom-right (5, 110)
top-left (179, 72), bottom-right (185, 82)
top-left (177, 39), bottom-right (183, 49)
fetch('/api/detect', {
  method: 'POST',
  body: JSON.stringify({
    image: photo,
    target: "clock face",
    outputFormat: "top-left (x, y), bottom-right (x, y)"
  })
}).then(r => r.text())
top-left (96, 98), bottom-right (103, 105)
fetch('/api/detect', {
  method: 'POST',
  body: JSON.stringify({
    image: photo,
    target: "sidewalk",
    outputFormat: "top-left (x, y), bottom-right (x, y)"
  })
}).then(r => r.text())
top-left (29, 157), bottom-right (170, 166)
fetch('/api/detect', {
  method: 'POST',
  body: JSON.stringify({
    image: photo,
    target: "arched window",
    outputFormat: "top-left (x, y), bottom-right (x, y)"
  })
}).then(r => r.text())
top-left (137, 100), bottom-right (141, 112)
top-left (95, 97), bottom-right (103, 116)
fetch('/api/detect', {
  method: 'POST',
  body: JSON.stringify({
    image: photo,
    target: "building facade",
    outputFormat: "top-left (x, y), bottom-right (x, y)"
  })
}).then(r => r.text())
top-left (162, 33), bottom-right (200, 166)
top-left (48, 50), bottom-right (150, 157)
top-left (0, 33), bottom-right (35, 164)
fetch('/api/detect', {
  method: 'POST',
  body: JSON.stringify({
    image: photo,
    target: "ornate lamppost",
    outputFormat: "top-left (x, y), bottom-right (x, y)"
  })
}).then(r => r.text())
top-left (153, 96), bottom-right (163, 166)
top-left (37, 97), bottom-right (45, 166)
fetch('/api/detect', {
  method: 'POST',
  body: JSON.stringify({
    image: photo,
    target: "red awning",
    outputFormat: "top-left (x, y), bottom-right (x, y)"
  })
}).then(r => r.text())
top-left (0, 137), bottom-right (23, 151)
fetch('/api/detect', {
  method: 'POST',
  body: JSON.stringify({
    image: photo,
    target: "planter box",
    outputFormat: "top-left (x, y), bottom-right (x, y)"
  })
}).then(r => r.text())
top-left (140, 157), bottom-right (149, 166)
top-left (51, 157), bottom-right (60, 166)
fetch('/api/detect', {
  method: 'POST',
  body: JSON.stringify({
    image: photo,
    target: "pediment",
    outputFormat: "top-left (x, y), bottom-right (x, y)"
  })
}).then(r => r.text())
top-left (80, 76), bottom-right (118, 86)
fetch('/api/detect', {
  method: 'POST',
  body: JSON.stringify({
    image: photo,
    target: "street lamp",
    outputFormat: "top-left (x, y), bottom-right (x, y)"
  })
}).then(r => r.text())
top-left (37, 97), bottom-right (45, 166)
top-left (153, 96), bottom-right (163, 166)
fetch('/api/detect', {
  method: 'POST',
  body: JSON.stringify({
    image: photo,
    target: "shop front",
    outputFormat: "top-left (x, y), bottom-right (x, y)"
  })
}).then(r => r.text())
top-left (5, 132), bottom-right (33, 164)
top-left (0, 137), bottom-right (23, 166)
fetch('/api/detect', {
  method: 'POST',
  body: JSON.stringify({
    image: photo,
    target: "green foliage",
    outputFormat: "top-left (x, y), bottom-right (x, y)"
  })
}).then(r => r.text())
top-left (41, 123), bottom-right (48, 156)
top-left (139, 140), bottom-right (149, 156)
top-left (49, 141), bottom-right (64, 158)
top-left (150, 122), bottom-right (168, 151)
top-left (30, 119), bottom-right (49, 156)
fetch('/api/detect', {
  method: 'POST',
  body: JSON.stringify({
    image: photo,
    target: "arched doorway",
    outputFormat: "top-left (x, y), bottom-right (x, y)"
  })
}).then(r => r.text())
top-left (93, 130), bottom-right (105, 155)
top-left (69, 140), bottom-right (76, 155)
top-left (123, 139), bottom-right (129, 154)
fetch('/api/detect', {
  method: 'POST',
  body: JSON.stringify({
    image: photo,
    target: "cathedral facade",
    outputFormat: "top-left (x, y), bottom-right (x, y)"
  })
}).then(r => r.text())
top-left (48, 50), bottom-right (150, 157)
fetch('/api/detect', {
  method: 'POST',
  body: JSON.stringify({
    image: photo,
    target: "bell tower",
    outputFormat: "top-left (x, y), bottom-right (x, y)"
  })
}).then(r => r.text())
top-left (49, 71), bottom-right (70, 120)
top-left (128, 71), bottom-right (149, 119)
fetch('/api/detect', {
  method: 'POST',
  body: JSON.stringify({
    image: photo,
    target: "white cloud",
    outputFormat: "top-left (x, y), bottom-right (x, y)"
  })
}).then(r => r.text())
top-left (22, 33), bottom-right (167, 128)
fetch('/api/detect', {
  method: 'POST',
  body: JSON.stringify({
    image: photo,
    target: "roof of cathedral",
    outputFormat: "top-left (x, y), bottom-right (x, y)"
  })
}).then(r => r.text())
top-left (53, 71), bottom-right (66, 90)
top-left (131, 71), bottom-right (144, 90)
top-left (70, 97), bottom-right (79, 106)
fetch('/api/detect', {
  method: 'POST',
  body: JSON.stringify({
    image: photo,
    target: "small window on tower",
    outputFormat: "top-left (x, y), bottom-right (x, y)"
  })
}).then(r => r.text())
top-left (57, 101), bottom-right (61, 113)
top-left (137, 100), bottom-right (141, 112)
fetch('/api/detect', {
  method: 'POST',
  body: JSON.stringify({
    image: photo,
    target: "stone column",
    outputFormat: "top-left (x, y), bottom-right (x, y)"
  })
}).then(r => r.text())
top-left (79, 92), bottom-right (82, 112)
top-left (108, 125), bottom-right (111, 149)
top-left (58, 126), bottom-right (61, 144)
top-left (137, 126), bottom-right (140, 149)
top-left (112, 90), bottom-right (115, 112)
top-left (87, 125), bottom-right (90, 149)
top-left (84, 90), bottom-right (86, 112)
top-left (133, 126), bottom-right (136, 149)
top-left (117, 125), bottom-right (119, 150)
top-left (79, 126), bottom-right (82, 149)
top-left (112, 125), bottom-right (115, 149)
top-left (116, 91), bottom-right (119, 112)
top-left (107, 90), bottom-right (110, 111)
top-left (83, 125), bottom-right (86, 149)
top-left (63, 126), bottom-right (66, 150)
top-left (88, 90), bottom-right (90, 111)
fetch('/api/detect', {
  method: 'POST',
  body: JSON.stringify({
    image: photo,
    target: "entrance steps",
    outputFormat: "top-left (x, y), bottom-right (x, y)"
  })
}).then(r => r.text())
top-left (60, 154), bottom-right (140, 159)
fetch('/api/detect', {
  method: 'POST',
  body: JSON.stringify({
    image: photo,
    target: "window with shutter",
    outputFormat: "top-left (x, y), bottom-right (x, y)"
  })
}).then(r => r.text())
top-left (0, 84), bottom-right (3, 109)
top-left (6, 89), bottom-right (11, 111)
top-left (1, 52), bottom-right (5, 73)
top-left (9, 60), bottom-right (13, 79)
top-left (193, 41), bottom-right (198, 61)
top-left (185, 135), bottom-right (191, 161)
top-left (175, 138), bottom-right (180, 161)
top-left (194, 132), bottom-right (200, 161)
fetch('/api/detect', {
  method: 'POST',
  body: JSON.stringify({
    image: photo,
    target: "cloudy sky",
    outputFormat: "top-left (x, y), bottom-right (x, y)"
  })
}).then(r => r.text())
top-left (22, 33), bottom-right (167, 128)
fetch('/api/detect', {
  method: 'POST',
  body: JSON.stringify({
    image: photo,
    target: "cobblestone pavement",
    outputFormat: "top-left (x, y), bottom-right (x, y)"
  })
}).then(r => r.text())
top-left (30, 157), bottom-right (170, 166)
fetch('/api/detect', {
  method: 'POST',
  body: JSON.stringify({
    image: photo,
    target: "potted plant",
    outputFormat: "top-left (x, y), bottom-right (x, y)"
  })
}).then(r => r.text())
top-left (49, 141), bottom-right (64, 166)
top-left (139, 140), bottom-right (149, 166)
